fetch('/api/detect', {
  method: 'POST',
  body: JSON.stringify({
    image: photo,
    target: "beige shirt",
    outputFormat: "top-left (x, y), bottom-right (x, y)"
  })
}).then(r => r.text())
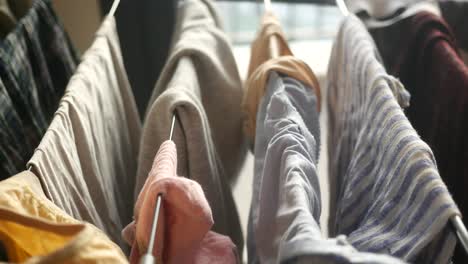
top-left (27, 16), bottom-right (141, 249)
top-left (0, 171), bottom-right (128, 263)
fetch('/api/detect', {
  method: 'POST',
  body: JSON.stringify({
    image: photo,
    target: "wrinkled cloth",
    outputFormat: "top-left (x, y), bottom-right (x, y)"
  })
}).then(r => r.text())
top-left (249, 71), bottom-right (405, 264)
top-left (242, 57), bottom-right (321, 147)
top-left (327, 15), bottom-right (460, 263)
top-left (27, 16), bottom-right (141, 249)
top-left (0, 171), bottom-right (128, 263)
top-left (243, 11), bottom-right (321, 147)
top-left (124, 141), bottom-right (238, 264)
top-left (136, 0), bottom-right (244, 251)
top-left (0, 0), bottom-right (77, 179)
top-left (373, 12), bottom-right (468, 263)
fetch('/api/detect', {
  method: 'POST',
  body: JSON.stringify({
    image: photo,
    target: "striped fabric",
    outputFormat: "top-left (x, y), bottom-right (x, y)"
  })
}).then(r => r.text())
top-left (327, 15), bottom-right (460, 263)
top-left (0, 0), bottom-right (77, 179)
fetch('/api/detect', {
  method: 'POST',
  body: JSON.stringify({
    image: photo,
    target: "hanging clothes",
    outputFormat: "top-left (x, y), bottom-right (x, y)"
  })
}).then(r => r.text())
top-left (242, 12), bottom-right (321, 148)
top-left (248, 71), bottom-right (404, 264)
top-left (136, 0), bottom-right (245, 251)
top-left (370, 11), bottom-right (468, 263)
top-left (244, 11), bottom-right (322, 263)
top-left (123, 140), bottom-right (239, 264)
top-left (0, 171), bottom-right (128, 263)
top-left (246, 70), bottom-right (320, 263)
top-left (245, 59), bottom-right (320, 262)
top-left (0, 0), bottom-right (78, 179)
top-left (243, 57), bottom-right (321, 148)
top-left (327, 15), bottom-right (460, 263)
top-left (26, 16), bottom-right (141, 249)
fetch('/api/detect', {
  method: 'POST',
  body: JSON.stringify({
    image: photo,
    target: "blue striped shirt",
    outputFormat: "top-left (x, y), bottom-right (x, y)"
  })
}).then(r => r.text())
top-left (327, 15), bottom-right (460, 263)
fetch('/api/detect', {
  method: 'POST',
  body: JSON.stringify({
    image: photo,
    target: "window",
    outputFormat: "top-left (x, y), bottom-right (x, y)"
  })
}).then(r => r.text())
top-left (216, 1), bottom-right (342, 44)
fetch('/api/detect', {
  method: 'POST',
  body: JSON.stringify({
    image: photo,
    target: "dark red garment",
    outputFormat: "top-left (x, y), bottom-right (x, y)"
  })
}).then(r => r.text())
top-left (373, 12), bottom-right (468, 262)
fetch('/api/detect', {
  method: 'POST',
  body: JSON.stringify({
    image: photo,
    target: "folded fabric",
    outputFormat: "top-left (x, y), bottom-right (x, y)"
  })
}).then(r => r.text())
top-left (327, 15), bottom-right (460, 263)
top-left (242, 56), bottom-right (321, 147)
top-left (136, 0), bottom-right (244, 250)
top-left (0, 171), bottom-right (127, 263)
top-left (27, 16), bottom-right (141, 249)
top-left (124, 140), bottom-right (238, 264)
top-left (0, 0), bottom-right (77, 179)
top-left (372, 11), bottom-right (468, 263)
top-left (249, 71), bottom-right (405, 264)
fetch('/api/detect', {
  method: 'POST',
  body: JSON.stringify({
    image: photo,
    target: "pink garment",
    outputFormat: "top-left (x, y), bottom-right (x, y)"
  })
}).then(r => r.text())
top-left (122, 140), bottom-right (238, 264)
top-left (194, 231), bottom-right (240, 263)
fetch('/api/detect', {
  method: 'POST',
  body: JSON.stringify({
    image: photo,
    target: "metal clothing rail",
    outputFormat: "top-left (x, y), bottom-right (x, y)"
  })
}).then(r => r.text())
top-left (335, 0), bottom-right (468, 257)
top-left (140, 114), bottom-right (176, 264)
top-left (264, 0), bottom-right (280, 58)
top-left (264, 0), bottom-right (280, 59)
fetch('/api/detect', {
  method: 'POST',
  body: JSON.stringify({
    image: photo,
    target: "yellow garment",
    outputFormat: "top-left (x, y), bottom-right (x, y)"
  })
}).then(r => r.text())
top-left (0, 171), bottom-right (128, 263)
top-left (243, 12), bottom-right (321, 146)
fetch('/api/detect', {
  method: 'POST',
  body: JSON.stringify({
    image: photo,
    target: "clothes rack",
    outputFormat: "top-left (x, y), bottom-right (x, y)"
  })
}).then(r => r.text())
top-left (139, 114), bottom-right (176, 264)
top-left (19, 0), bottom-right (468, 261)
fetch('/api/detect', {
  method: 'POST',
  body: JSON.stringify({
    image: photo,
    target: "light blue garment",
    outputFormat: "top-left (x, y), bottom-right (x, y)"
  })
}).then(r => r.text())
top-left (248, 71), bottom-right (406, 264)
top-left (327, 15), bottom-right (460, 264)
